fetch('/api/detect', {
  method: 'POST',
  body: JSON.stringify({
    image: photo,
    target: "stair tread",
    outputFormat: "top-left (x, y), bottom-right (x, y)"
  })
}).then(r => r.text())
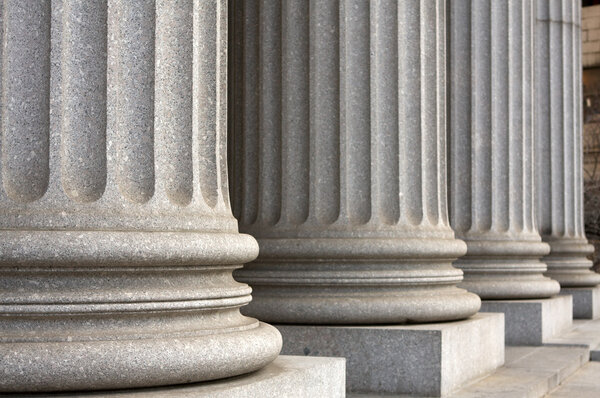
top-left (452, 346), bottom-right (589, 398)
top-left (545, 319), bottom-right (600, 352)
top-left (546, 362), bottom-right (600, 397)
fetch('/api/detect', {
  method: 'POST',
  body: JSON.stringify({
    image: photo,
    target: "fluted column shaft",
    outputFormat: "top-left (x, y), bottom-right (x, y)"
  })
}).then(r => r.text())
top-left (535, 0), bottom-right (600, 287)
top-left (0, 0), bottom-right (281, 392)
top-left (230, 0), bottom-right (480, 324)
top-left (448, 0), bottom-right (560, 299)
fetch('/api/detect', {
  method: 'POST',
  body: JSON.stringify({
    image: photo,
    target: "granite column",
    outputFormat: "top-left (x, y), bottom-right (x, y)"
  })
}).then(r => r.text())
top-left (230, 0), bottom-right (480, 324)
top-left (447, 0), bottom-right (571, 345)
top-left (535, 0), bottom-right (600, 288)
top-left (448, 0), bottom-right (561, 300)
top-left (0, 0), bottom-right (281, 392)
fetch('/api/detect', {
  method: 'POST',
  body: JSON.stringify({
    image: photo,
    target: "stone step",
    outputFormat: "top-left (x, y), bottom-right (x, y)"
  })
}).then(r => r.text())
top-left (546, 362), bottom-right (600, 397)
top-left (545, 318), bottom-right (600, 360)
top-left (451, 346), bottom-right (589, 398)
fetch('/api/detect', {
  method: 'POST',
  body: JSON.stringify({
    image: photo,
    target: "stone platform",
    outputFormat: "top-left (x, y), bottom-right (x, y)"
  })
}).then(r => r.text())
top-left (276, 313), bottom-right (504, 397)
top-left (561, 286), bottom-right (600, 319)
top-left (0, 356), bottom-right (345, 398)
top-left (480, 295), bottom-right (572, 345)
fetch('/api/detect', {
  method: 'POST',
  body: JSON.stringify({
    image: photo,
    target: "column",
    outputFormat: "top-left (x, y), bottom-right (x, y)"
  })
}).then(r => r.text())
top-left (0, 0), bottom-right (281, 392)
top-left (448, 0), bottom-right (561, 299)
top-left (230, 0), bottom-right (481, 324)
top-left (535, 0), bottom-right (600, 287)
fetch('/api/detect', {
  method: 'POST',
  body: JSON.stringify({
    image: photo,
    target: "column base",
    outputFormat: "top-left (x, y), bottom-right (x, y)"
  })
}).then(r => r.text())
top-left (0, 230), bottom-right (285, 392)
top-left (480, 295), bottom-right (573, 345)
top-left (236, 236), bottom-right (481, 324)
top-left (241, 285), bottom-right (482, 324)
top-left (544, 270), bottom-right (600, 287)
top-left (0, 321), bottom-right (282, 392)
top-left (458, 274), bottom-right (561, 300)
top-left (560, 286), bottom-right (600, 319)
top-left (0, 356), bottom-right (345, 397)
top-left (275, 313), bottom-right (504, 396)
top-left (544, 239), bottom-right (600, 287)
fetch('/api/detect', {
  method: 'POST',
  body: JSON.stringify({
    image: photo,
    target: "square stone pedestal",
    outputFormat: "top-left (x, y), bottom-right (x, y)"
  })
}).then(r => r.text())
top-left (561, 286), bottom-right (600, 319)
top-left (480, 295), bottom-right (573, 346)
top-left (275, 313), bottom-right (504, 397)
top-left (7, 356), bottom-right (345, 397)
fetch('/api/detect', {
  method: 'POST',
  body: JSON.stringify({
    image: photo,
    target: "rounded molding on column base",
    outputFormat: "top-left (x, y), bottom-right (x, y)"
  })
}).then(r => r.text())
top-left (458, 274), bottom-right (561, 299)
top-left (543, 239), bottom-right (600, 288)
top-left (235, 237), bottom-right (481, 324)
top-left (0, 229), bottom-right (283, 392)
top-left (241, 285), bottom-right (481, 324)
top-left (0, 230), bottom-right (259, 267)
top-left (0, 321), bottom-right (282, 392)
top-left (544, 269), bottom-right (600, 287)
top-left (455, 239), bottom-right (561, 299)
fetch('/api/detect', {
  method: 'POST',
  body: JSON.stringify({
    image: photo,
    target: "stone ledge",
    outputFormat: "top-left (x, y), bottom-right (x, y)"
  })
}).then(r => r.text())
top-left (561, 286), bottom-right (600, 319)
top-left (276, 313), bottom-right (504, 397)
top-left (480, 295), bottom-right (573, 345)
top-left (0, 356), bottom-right (345, 398)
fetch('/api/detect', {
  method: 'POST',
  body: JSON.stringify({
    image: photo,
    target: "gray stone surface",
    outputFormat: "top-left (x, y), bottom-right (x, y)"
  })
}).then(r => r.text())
top-left (453, 346), bottom-right (589, 398)
top-left (0, 356), bottom-right (345, 398)
top-left (448, 0), bottom-right (561, 300)
top-left (561, 286), bottom-right (600, 319)
top-left (545, 318), bottom-right (600, 356)
top-left (0, 0), bottom-right (282, 392)
top-left (276, 313), bottom-right (504, 396)
top-left (480, 296), bottom-right (573, 345)
top-left (547, 362), bottom-right (600, 397)
top-left (535, 0), bottom-right (600, 288)
top-left (229, 0), bottom-right (480, 324)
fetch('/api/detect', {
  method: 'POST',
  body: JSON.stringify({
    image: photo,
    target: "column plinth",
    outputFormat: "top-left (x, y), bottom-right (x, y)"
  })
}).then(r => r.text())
top-left (230, 0), bottom-right (480, 324)
top-left (0, 0), bottom-right (281, 392)
top-left (535, 0), bottom-right (600, 288)
top-left (448, 0), bottom-right (560, 299)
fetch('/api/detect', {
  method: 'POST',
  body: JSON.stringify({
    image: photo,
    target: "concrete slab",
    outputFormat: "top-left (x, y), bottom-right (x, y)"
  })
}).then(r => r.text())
top-left (275, 313), bottom-right (504, 397)
top-left (560, 286), bottom-right (600, 319)
top-left (3, 356), bottom-right (346, 398)
top-left (480, 295), bottom-right (572, 345)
